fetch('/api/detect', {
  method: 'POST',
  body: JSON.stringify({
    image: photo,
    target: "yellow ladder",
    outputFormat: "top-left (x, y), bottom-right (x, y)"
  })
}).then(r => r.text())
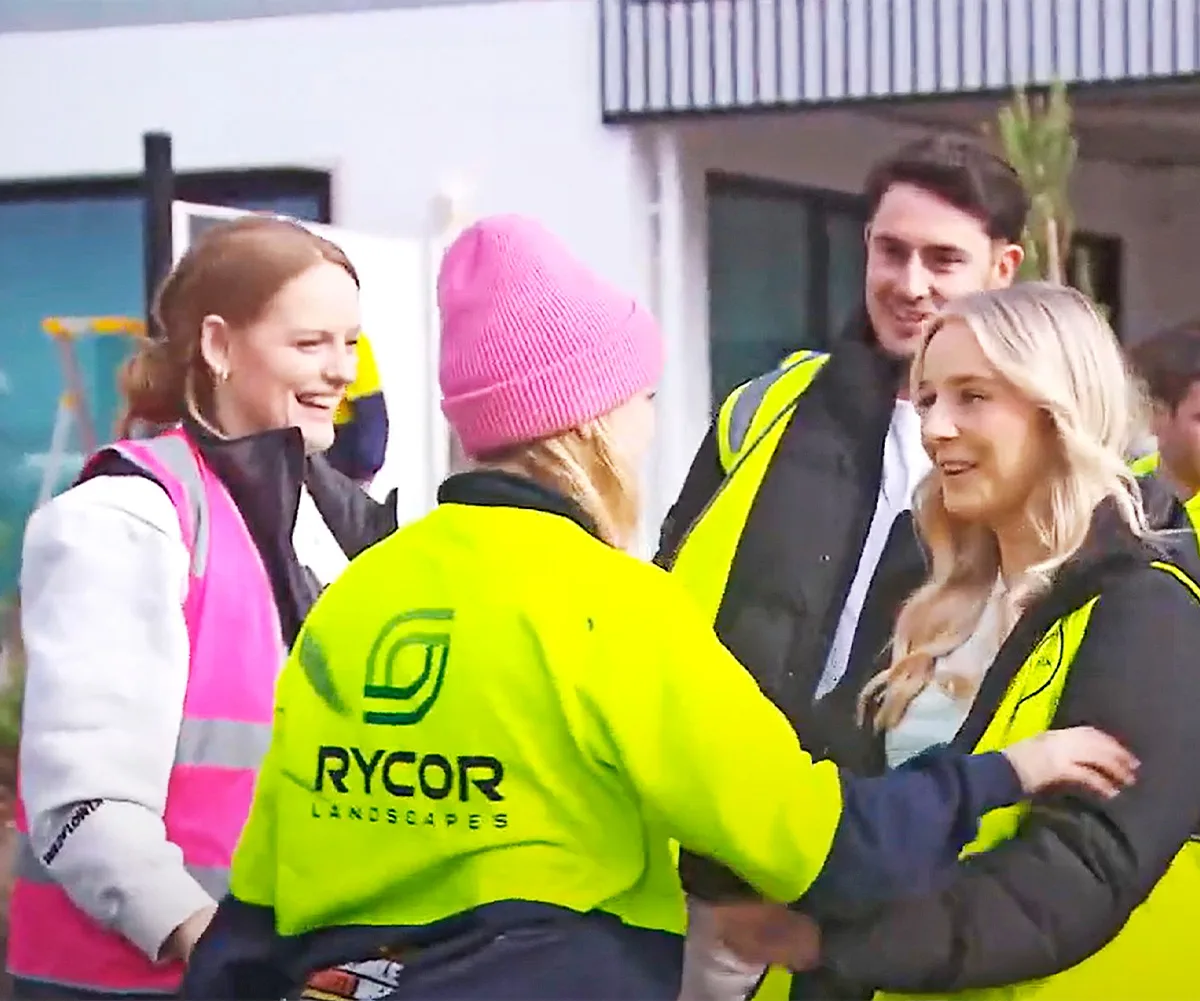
top-left (37, 316), bottom-right (145, 506)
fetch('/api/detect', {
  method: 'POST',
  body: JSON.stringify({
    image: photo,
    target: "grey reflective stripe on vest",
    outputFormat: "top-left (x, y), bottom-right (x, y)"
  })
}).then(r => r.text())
top-left (175, 715), bottom-right (273, 769)
top-left (14, 716), bottom-right (270, 902)
top-left (724, 351), bottom-right (817, 460)
top-left (14, 437), bottom-right (273, 924)
top-left (13, 831), bottom-right (231, 901)
top-left (112, 432), bottom-right (211, 577)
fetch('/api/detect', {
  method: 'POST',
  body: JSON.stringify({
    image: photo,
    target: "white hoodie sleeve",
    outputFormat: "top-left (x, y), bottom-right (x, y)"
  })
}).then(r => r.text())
top-left (18, 474), bottom-right (215, 961)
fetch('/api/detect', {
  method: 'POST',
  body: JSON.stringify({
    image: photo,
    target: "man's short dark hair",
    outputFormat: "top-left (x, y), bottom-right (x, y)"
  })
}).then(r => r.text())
top-left (1128, 321), bottom-right (1200, 411)
top-left (864, 134), bottom-right (1030, 245)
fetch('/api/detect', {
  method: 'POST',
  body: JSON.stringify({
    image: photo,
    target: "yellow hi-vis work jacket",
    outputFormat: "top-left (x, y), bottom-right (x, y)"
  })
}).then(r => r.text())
top-left (226, 490), bottom-right (855, 943)
top-left (193, 465), bottom-right (1049, 1001)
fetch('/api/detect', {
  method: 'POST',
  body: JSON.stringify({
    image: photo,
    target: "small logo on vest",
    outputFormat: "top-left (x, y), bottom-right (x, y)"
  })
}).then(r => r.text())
top-left (362, 608), bottom-right (455, 726)
top-left (1032, 635), bottom-right (1060, 677)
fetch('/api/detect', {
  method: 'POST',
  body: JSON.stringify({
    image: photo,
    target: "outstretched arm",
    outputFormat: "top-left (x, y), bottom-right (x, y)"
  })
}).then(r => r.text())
top-left (578, 572), bottom-right (1129, 910)
top-left (819, 568), bottom-right (1200, 992)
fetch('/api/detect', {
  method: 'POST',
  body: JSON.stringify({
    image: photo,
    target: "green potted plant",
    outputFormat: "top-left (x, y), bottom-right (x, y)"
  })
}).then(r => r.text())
top-left (991, 81), bottom-right (1076, 284)
top-left (986, 83), bottom-right (1104, 307)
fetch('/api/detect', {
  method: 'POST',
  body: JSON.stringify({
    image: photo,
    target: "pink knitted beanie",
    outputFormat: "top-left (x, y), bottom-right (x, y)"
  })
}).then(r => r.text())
top-left (437, 214), bottom-right (663, 458)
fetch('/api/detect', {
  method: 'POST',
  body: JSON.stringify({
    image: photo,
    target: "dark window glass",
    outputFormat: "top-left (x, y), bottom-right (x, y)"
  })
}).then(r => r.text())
top-left (707, 173), bottom-right (867, 407)
top-left (1069, 232), bottom-right (1123, 339)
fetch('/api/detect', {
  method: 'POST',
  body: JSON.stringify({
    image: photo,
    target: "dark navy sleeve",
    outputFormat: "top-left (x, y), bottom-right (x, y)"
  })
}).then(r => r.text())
top-left (325, 393), bottom-right (389, 482)
top-left (181, 897), bottom-right (291, 999)
top-left (797, 748), bottom-right (1022, 920)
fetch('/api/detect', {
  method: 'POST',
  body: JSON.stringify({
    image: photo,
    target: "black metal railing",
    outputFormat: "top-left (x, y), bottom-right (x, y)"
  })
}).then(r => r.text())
top-left (599, 0), bottom-right (1200, 121)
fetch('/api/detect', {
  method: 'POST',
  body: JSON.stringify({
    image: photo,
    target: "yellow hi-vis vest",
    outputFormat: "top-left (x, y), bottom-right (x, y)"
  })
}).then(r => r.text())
top-left (1130, 450), bottom-right (1160, 478)
top-left (334, 334), bottom-right (383, 425)
top-left (873, 560), bottom-right (1200, 1001)
top-left (1131, 450), bottom-right (1200, 552)
top-left (671, 359), bottom-right (1200, 1001)
top-left (669, 350), bottom-right (831, 622)
top-left (668, 350), bottom-right (830, 1001)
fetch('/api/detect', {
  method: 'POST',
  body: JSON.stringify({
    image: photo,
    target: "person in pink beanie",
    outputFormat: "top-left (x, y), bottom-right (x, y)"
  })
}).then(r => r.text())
top-left (181, 215), bottom-right (1135, 1001)
top-left (437, 213), bottom-right (663, 548)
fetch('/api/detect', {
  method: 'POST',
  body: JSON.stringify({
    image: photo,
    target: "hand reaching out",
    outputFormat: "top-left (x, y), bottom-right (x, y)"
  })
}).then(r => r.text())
top-left (163, 903), bottom-right (217, 965)
top-left (713, 901), bottom-right (821, 972)
top-left (709, 728), bottom-right (1137, 976)
top-left (1002, 725), bottom-right (1138, 799)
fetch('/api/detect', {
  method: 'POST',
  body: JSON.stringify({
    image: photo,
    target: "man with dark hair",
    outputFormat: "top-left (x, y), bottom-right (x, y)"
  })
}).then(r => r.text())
top-left (1128, 320), bottom-right (1200, 501)
top-left (659, 134), bottom-right (1029, 1001)
top-left (1124, 322), bottom-right (1200, 580)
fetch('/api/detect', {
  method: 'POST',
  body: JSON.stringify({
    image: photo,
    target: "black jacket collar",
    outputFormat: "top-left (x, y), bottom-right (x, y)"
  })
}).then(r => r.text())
top-left (185, 419), bottom-right (399, 644)
top-left (953, 497), bottom-right (1162, 749)
top-left (820, 314), bottom-right (908, 436)
top-left (803, 315), bottom-right (909, 481)
top-left (438, 470), bottom-right (603, 542)
top-left (185, 418), bottom-right (307, 545)
top-left (86, 420), bottom-right (397, 647)
top-left (181, 418), bottom-right (395, 560)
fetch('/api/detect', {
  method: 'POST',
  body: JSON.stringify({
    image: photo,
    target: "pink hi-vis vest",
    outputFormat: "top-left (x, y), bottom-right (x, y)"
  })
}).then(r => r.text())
top-left (7, 428), bottom-right (286, 994)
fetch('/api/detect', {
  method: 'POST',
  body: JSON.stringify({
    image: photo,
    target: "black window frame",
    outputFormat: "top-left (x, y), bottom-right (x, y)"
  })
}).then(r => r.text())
top-left (0, 167), bottom-right (332, 223)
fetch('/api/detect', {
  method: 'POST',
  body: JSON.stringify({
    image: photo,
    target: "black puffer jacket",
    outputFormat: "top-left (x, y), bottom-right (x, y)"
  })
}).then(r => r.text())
top-left (819, 503), bottom-right (1200, 993)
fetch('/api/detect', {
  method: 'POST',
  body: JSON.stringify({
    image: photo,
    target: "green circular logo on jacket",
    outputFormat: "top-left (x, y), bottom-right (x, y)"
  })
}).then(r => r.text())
top-left (361, 608), bottom-right (456, 726)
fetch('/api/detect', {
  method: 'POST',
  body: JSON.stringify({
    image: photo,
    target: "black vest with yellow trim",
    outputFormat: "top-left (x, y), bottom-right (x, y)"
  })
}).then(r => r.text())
top-left (670, 339), bottom-right (916, 726)
top-left (670, 349), bottom-right (832, 621)
top-left (867, 559), bottom-right (1200, 1001)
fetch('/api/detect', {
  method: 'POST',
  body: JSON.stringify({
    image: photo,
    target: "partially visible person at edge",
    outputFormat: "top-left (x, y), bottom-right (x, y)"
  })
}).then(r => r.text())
top-left (325, 332), bottom-right (389, 485)
top-left (178, 216), bottom-right (1134, 1001)
top-left (8, 216), bottom-right (399, 1000)
top-left (706, 284), bottom-right (1200, 1001)
top-left (1126, 321), bottom-right (1200, 573)
top-left (657, 135), bottom-right (1028, 1000)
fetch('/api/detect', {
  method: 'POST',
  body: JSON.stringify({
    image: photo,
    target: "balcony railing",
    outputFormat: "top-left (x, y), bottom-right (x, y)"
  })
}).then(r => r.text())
top-left (599, 0), bottom-right (1200, 121)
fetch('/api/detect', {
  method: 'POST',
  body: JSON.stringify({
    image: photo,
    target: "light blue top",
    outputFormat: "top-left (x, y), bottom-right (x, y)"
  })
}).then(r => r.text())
top-left (885, 582), bottom-right (1009, 769)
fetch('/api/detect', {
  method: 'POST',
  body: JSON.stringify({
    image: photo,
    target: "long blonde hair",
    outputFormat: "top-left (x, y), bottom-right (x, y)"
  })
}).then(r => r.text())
top-left (861, 283), bottom-right (1148, 731)
top-left (483, 413), bottom-right (640, 550)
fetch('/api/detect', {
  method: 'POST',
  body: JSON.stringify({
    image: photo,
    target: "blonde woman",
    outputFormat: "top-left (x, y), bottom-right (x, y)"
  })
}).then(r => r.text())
top-left (180, 222), bottom-right (1136, 1001)
top-left (711, 283), bottom-right (1200, 1001)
